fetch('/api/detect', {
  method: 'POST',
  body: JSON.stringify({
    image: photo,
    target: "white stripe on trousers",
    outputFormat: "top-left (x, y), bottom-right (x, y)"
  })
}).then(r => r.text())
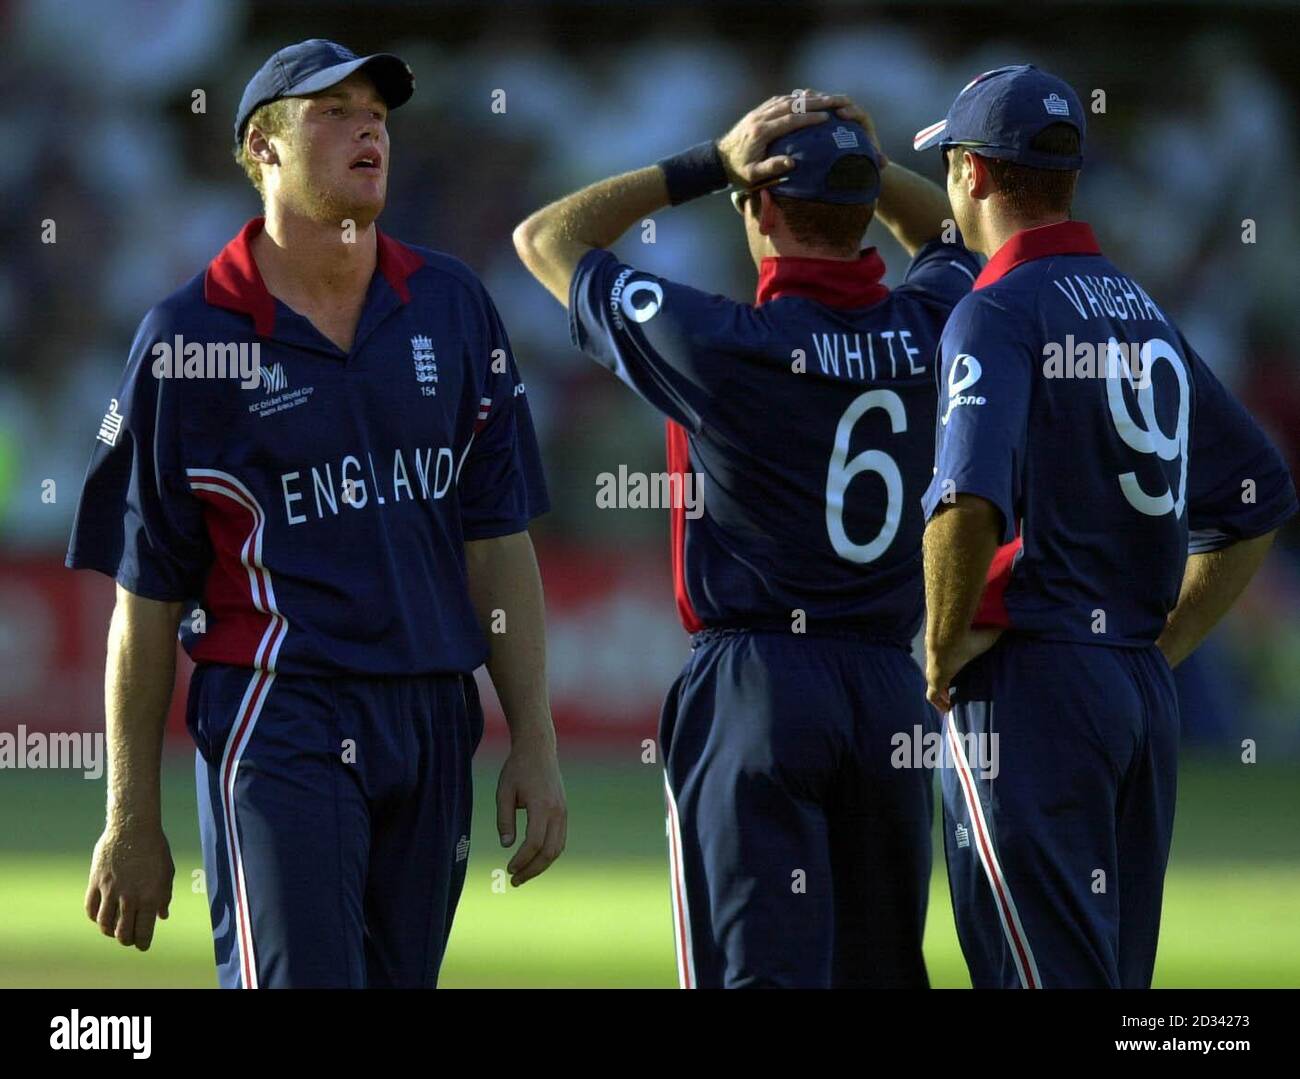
top-left (217, 670), bottom-right (274, 988)
top-left (663, 772), bottom-right (697, 989)
top-left (946, 706), bottom-right (1043, 989)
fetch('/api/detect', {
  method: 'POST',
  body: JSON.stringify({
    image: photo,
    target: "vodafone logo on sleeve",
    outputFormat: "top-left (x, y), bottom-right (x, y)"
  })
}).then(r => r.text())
top-left (941, 353), bottom-right (987, 425)
top-left (609, 267), bottom-right (664, 329)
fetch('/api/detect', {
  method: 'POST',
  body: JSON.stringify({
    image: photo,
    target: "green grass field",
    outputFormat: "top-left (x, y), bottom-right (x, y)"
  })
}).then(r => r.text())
top-left (1, 754), bottom-right (1296, 988)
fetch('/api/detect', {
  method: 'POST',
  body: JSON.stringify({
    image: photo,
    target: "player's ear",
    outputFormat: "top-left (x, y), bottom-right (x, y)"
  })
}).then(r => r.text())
top-left (965, 150), bottom-right (991, 200)
top-left (246, 126), bottom-right (279, 167)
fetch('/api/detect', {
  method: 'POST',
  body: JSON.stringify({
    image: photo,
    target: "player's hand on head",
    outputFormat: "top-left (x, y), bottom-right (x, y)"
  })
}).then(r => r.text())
top-left (84, 822), bottom-right (175, 951)
top-left (717, 90), bottom-right (847, 188)
top-left (496, 733), bottom-right (567, 886)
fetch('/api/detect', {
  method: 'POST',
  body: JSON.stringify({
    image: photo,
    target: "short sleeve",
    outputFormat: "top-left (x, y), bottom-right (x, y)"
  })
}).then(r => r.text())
top-left (66, 308), bottom-right (211, 600)
top-left (1184, 340), bottom-right (1297, 551)
top-left (897, 237), bottom-right (982, 310)
top-left (457, 290), bottom-right (551, 540)
top-left (921, 291), bottom-right (1035, 543)
top-left (568, 248), bottom-right (741, 432)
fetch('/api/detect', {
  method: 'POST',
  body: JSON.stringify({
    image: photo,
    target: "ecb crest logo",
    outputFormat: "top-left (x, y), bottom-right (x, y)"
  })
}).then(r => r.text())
top-left (411, 335), bottom-right (438, 390)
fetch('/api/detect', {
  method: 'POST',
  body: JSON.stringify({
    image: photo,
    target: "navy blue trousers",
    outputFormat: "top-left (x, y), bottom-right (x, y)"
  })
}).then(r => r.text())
top-left (942, 637), bottom-right (1179, 989)
top-left (187, 663), bottom-right (483, 988)
top-left (660, 630), bottom-right (936, 988)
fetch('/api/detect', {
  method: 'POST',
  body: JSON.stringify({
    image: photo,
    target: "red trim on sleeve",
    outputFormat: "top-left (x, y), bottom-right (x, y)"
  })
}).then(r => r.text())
top-left (666, 419), bottom-right (704, 634)
top-left (973, 221), bottom-right (1100, 290)
top-left (971, 536), bottom-right (1022, 629)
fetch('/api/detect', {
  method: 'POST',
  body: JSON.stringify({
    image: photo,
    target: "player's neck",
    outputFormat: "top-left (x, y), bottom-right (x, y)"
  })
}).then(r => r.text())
top-left (766, 237), bottom-right (859, 262)
top-left (254, 206), bottom-right (378, 304)
top-left (979, 211), bottom-right (1070, 260)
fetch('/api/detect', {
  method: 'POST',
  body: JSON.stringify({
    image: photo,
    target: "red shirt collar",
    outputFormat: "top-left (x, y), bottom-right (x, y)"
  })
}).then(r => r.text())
top-left (755, 249), bottom-right (889, 308)
top-left (974, 220), bottom-right (1101, 290)
top-left (203, 217), bottom-right (425, 335)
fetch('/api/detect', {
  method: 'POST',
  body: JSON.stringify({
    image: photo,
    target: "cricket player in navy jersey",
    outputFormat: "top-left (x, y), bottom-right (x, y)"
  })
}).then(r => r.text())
top-left (515, 92), bottom-right (981, 987)
top-left (915, 65), bottom-right (1298, 988)
top-left (66, 40), bottom-right (565, 988)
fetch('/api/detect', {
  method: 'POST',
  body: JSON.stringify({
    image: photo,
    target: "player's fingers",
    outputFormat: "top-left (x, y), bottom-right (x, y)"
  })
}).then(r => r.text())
top-left (834, 102), bottom-right (869, 126)
top-left (85, 878), bottom-right (102, 922)
top-left (507, 797), bottom-right (555, 882)
top-left (504, 790), bottom-right (561, 883)
top-left (553, 801), bottom-right (568, 859)
top-left (755, 100), bottom-right (818, 128)
top-left (133, 905), bottom-right (159, 952)
top-left (927, 685), bottom-right (952, 713)
top-left (786, 91), bottom-right (851, 119)
top-left (746, 155), bottom-right (796, 185)
top-left (794, 90), bottom-right (851, 108)
top-left (757, 108), bottom-right (833, 142)
top-left (512, 813), bottom-right (565, 886)
top-left (738, 98), bottom-right (787, 135)
top-left (495, 777), bottom-right (517, 847)
top-left (753, 94), bottom-right (787, 117)
top-left (115, 897), bottom-right (137, 947)
top-left (755, 92), bottom-right (841, 126)
top-left (96, 889), bottom-right (120, 937)
top-left (544, 809), bottom-right (566, 864)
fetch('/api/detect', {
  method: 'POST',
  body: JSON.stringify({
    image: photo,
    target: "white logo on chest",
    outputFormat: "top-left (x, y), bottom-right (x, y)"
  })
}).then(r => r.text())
top-left (260, 363), bottom-right (287, 394)
top-left (412, 334), bottom-right (438, 395)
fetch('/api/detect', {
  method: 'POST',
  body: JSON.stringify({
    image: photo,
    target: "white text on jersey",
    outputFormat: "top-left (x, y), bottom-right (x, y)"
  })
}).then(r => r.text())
top-left (280, 447), bottom-right (456, 525)
top-left (809, 329), bottom-right (927, 381)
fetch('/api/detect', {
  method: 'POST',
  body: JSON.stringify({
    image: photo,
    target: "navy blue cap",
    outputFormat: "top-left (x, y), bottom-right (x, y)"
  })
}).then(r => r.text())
top-left (234, 39), bottom-right (414, 148)
top-left (913, 64), bottom-right (1084, 170)
top-left (760, 119), bottom-right (882, 204)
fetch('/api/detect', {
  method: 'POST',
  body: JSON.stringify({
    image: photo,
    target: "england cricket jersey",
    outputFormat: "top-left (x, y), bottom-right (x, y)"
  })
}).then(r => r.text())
top-left (570, 239), bottom-right (981, 640)
top-left (67, 218), bottom-right (549, 675)
top-left (922, 220), bottom-right (1297, 644)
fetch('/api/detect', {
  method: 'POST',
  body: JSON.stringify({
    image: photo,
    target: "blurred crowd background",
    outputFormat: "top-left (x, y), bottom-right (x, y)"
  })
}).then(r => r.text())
top-left (1, 0), bottom-right (1297, 749)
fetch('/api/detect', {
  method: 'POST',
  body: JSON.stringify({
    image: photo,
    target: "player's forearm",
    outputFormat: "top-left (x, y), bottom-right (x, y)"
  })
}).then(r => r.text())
top-left (923, 496), bottom-right (1002, 663)
top-left (104, 585), bottom-right (184, 828)
top-left (1156, 531), bottom-right (1277, 668)
top-left (464, 531), bottom-right (556, 746)
top-left (513, 166), bottom-right (669, 306)
top-left (873, 161), bottom-right (955, 257)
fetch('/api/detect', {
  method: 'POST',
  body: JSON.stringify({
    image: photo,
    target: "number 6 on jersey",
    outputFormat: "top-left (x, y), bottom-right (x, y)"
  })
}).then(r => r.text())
top-left (826, 388), bottom-right (906, 563)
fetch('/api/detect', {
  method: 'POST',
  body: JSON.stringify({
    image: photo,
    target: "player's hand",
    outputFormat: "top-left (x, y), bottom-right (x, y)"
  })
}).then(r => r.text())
top-left (716, 90), bottom-right (849, 187)
top-left (496, 732), bottom-right (567, 887)
top-left (926, 627), bottom-right (1004, 713)
top-left (85, 820), bottom-right (175, 951)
